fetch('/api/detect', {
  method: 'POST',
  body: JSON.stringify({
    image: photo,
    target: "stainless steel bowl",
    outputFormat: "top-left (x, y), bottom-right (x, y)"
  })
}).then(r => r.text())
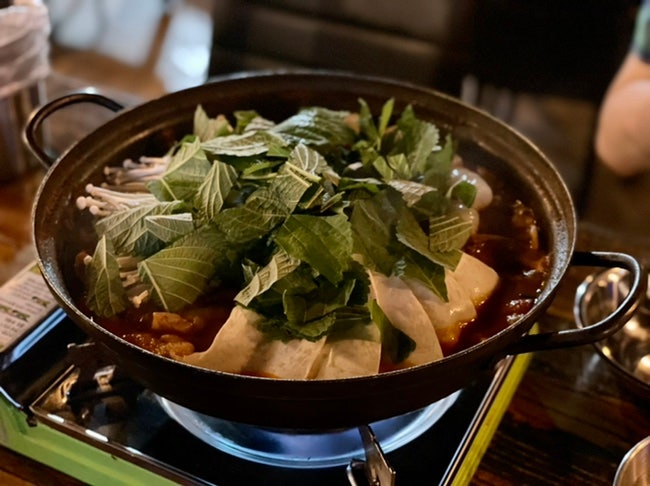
top-left (574, 267), bottom-right (650, 399)
top-left (614, 435), bottom-right (650, 486)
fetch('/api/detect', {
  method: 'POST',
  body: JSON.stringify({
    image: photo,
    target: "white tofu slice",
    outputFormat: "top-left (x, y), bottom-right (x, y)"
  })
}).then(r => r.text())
top-left (369, 270), bottom-right (444, 366)
top-left (405, 273), bottom-right (476, 344)
top-left (405, 252), bottom-right (499, 347)
top-left (182, 305), bottom-right (264, 373)
top-left (182, 305), bottom-right (326, 379)
top-left (311, 322), bottom-right (382, 380)
top-left (451, 252), bottom-right (499, 306)
top-left (245, 335), bottom-right (327, 379)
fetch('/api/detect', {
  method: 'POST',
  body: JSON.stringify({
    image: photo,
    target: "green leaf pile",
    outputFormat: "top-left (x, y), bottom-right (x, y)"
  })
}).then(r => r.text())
top-left (82, 99), bottom-right (479, 342)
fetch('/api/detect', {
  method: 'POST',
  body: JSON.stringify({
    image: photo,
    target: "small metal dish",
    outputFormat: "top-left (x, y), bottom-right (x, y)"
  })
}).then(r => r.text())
top-left (574, 267), bottom-right (650, 400)
top-left (614, 435), bottom-right (650, 486)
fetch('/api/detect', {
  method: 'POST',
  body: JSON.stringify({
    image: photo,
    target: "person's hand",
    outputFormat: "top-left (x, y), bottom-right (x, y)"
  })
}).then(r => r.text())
top-left (595, 52), bottom-right (650, 177)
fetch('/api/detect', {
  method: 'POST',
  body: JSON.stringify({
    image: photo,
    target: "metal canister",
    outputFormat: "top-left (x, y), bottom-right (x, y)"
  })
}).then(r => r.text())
top-left (0, 1), bottom-right (50, 181)
top-left (0, 83), bottom-right (44, 181)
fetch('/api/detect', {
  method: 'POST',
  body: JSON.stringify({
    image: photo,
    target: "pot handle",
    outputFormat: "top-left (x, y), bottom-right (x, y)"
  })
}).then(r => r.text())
top-left (506, 250), bottom-right (646, 355)
top-left (23, 92), bottom-right (124, 168)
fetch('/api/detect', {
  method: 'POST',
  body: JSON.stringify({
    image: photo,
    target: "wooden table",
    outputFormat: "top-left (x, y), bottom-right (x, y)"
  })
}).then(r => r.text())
top-left (0, 168), bottom-right (85, 486)
top-left (0, 111), bottom-right (648, 486)
top-left (473, 223), bottom-right (650, 485)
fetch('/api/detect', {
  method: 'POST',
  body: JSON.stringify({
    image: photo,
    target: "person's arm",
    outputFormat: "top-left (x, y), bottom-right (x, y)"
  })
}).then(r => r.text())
top-left (595, 52), bottom-right (650, 177)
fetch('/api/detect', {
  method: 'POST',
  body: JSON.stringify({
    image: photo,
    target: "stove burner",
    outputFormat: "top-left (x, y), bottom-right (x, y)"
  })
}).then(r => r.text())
top-left (65, 342), bottom-right (143, 424)
top-left (158, 391), bottom-right (460, 469)
top-left (1, 283), bottom-right (529, 485)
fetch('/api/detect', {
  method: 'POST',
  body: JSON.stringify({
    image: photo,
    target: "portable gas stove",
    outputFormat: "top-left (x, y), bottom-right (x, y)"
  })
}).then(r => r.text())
top-left (0, 263), bottom-right (531, 485)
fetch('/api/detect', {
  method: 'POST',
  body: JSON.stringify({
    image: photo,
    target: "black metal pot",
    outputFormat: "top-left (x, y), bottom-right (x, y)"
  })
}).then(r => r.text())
top-left (24, 71), bottom-right (646, 429)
